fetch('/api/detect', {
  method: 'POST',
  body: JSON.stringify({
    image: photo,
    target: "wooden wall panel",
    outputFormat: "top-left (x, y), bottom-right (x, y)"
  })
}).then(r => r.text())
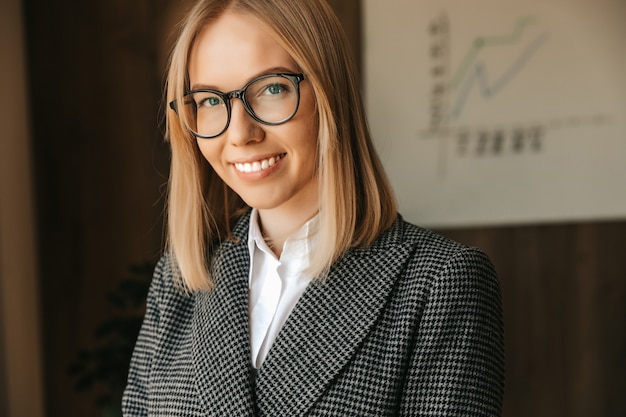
top-left (0, 0), bottom-right (45, 415)
top-left (327, 0), bottom-right (362, 73)
top-left (24, 0), bottom-right (181, 415)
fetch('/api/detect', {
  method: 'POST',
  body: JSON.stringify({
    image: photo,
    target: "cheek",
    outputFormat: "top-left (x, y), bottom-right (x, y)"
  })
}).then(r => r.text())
top-left (196, 141), bottom-right (222, 171)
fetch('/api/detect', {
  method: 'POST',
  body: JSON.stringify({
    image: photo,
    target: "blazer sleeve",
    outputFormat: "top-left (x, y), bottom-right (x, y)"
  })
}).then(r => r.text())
top-left (122, 256), bottom-right (167, 416)
top-left (400, 247), bottom-right (505, 416)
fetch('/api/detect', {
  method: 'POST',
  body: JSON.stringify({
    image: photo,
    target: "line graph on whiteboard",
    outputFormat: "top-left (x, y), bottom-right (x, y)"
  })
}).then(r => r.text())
top-left (365, 0), bottom-right (626, 226)
top-left (422, 13), bottom-right (613, 174)
top-left (447, 17), bottom-right (548, 121)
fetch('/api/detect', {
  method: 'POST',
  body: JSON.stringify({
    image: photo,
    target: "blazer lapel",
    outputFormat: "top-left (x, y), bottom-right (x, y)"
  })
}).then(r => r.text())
top-left (192, 213), bottom-right (257, 416)
top-left (255, 219), bottom-right (412, 416)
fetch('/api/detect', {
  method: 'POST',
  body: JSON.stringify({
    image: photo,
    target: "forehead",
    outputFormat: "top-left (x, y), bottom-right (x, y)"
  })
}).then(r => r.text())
top-left (188, 11), bottom-right (297, 90)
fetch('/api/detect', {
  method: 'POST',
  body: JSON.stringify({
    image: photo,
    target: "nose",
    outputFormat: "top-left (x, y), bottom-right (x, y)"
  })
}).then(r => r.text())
top-left (225, 98), bottom-right (264, 146)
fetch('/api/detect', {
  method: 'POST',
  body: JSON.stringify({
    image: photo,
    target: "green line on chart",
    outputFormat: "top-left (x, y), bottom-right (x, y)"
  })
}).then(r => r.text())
top-left (449, 16), bottom-right (538, 90)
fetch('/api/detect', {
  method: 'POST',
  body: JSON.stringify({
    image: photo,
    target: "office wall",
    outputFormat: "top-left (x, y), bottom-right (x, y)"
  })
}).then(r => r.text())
top-left (0, 0), bottom-right (45, 416)
top-left (23, 0), bottom-right (178, 415)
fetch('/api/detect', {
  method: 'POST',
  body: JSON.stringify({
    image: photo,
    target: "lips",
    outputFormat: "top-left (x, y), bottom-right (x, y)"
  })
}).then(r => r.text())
top-left (234, 154), bottom-right (283, 173)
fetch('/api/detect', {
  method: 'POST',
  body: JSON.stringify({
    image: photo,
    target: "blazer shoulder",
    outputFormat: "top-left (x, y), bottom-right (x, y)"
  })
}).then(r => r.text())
top-left (383, 215), bottom-right (470, 258)
top-left (148, 254), bottom-right (195, 319)
top-left (385, 216), bottom-right (498, 293)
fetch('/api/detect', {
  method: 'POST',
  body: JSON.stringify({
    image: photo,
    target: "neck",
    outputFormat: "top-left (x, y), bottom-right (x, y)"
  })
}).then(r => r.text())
top-left (257, 205), bottom-right (318, 257)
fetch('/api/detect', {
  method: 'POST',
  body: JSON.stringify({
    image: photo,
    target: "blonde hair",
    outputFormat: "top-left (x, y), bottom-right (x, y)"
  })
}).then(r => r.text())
top-left (165, 0), bottom-right (397, 291)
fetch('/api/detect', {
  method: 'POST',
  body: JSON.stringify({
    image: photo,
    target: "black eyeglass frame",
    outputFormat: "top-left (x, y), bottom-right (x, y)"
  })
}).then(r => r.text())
top-left (169, 73), bottom-right (306, 139)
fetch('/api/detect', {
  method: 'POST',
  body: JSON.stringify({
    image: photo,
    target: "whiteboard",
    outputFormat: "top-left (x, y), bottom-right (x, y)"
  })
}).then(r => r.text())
top-left (364, 0), bottom-right (626, 227)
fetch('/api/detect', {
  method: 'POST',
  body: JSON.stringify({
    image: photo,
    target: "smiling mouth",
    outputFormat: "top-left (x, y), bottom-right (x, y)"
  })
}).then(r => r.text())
top-left (234, 154), bottom-right (284, 173)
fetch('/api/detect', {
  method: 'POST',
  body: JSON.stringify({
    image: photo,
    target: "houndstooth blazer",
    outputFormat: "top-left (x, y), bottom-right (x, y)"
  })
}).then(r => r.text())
top-left (123, 211), bottom-right (505, 416)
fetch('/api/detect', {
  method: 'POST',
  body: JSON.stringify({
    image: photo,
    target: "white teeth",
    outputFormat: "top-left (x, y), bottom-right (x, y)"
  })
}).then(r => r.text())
top-left (235, 155), bottom-right (281, 173)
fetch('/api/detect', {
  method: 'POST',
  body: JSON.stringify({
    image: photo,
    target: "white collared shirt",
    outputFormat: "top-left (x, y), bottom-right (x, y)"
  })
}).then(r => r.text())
top-left (247, 208), bottom-right (318, 369)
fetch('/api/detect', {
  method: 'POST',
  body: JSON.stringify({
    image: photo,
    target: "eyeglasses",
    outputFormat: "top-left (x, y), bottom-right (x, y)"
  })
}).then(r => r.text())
top-left (169, 73), bottom-right (305, 139)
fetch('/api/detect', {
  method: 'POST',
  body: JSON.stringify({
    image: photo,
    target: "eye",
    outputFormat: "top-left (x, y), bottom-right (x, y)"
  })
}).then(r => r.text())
top-left (263, 83), bottom-right (289, 96)
top-left (247, 75), bottom-right (297, 102)
top-left (198, 96), bottom-right (224, 108)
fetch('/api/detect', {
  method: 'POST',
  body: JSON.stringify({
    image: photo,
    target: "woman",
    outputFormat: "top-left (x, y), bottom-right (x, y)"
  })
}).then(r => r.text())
top-left (123, 0), bottom-right (505, 416)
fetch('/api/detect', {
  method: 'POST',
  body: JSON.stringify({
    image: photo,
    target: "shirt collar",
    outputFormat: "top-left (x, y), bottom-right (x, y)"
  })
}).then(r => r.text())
top-left (247, 208), bottom-right (319, 276)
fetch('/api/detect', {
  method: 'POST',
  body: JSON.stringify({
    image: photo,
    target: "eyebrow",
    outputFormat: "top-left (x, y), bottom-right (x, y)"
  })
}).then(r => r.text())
top-left (189, 66), bottom-right (300, 91)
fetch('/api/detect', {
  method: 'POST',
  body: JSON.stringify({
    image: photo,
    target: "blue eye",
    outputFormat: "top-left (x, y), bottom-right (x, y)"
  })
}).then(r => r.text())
top-left (264, 83), bottom-right (288, 95)
top-left (199, 96), bottom-right (223, 107)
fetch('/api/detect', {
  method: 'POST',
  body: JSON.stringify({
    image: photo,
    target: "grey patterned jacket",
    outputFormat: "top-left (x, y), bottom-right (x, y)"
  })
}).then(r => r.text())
top-left (123, 211), bottom-right (505, 416)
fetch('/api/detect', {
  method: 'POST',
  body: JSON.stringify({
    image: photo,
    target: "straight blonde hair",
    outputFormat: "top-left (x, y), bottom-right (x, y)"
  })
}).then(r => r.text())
top-left (165, 0), bottom-right (397, 291)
